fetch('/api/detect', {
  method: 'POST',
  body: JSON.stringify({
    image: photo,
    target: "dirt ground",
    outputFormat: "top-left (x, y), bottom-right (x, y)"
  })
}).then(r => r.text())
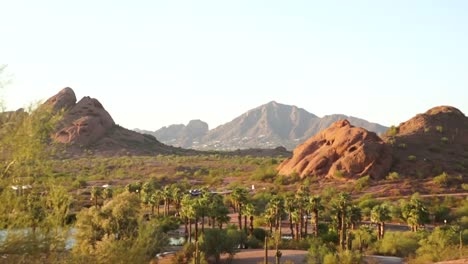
top-left (221, 249), bottom-right (307, 264)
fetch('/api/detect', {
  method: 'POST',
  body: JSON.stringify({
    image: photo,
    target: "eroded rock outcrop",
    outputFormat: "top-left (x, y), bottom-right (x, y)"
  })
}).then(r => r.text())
top-left (53, 95), bottom-right (115, 146)
top-left (278, 120), bottom-right (392, 179)
top-left (383, 106), bottom-right (468, 177)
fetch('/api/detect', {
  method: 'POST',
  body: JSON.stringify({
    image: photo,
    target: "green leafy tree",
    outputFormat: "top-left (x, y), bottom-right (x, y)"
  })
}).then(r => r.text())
top-left (199, 228), bottom-right (240, 264)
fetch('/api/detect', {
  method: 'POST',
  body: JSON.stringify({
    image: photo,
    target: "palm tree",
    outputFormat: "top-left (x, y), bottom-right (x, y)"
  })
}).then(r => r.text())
top-left (90, 186), bottom-right (102, 207)
top-left (244, 202), bottom-right (256, 235)
top-left (269, 195), bottom-right (284, 236)
top-left (181, 194), bottom-right (195, 243)
top-left (291, 210), bottom-right (300, 240)
top-left (295, 186), bottom-right (309, 238)
top-left (150, 189), bottom-right (162, 216)
top-left (335, 192), bottom-right (351, 250)
top-left (309, 195), bottom-right (323, 237)
top-left (162, 185), bottom-right (172, 216)
top-left (170, 184), bottom-right (183, 215)
top-left (231, 187), bottom-right (249, 231)
top-left (103, 187), bottom-right (113, 201)
top-left (264, 207), bottom-right (276, 233)
top-left (284, 195), bottom-right (296, 239)
top-left (142, 182), bottom-right (154, 211)
top-left (196, 191), bottom-right (210, 234)
top-left (371, 203), bottom-right (391, 240)
top-left (401, 195), bottom-right (429, 232)
top-left (350, 205), bottom-right (362, 230)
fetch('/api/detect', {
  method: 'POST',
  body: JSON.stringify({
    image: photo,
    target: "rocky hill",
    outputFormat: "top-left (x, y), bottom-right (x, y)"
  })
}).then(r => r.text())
top-left (141, 101), bottom-right (387, 150)
top-left (278, 105), bottom-right (468, 180)
top-left (277, 119), bottom-right (392, 179)
top-left (136, 119), bottom-right (209, 148)
top-left (45, 88), bottom-right (196, 157)
top-left (383, 106), bottom-right (468, 178)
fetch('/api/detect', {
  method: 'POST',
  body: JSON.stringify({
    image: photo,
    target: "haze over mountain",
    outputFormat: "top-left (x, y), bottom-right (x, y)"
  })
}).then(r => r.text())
top-left (138, 101), bottom-right (388, 150)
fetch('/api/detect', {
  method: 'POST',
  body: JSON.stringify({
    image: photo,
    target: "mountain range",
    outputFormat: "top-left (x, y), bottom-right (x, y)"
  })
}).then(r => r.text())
top-left (136, 101), bottom-right (388, 150)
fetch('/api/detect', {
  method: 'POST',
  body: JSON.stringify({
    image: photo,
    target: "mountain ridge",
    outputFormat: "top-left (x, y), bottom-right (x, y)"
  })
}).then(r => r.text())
top-left (139, 101), bottom-right (388, 150)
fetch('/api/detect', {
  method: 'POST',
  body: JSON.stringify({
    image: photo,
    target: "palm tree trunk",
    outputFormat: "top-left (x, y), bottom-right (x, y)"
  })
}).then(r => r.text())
top-left (295, 222), bottom-right (300, 241)
top-left (250, 216), bottom-right (254, 235)
top-left (313, 211), bottom-right (319, 237)
top-left (299, 209), bottom-right (304, 239)
top-left (244, 215), bottom-right (248, 233)
top-left (304, 214), bottom-right (308, 237)
top-left (201, 214), bottom-right (205, 234)
top-left (184, 217), bottom-right (189, 240)
top-left (195, 218), bottom-right (199, 242)
top-left (188, 218), bottom-right (192, 243)
top-left (289, 212), bottom-right (294, 239)
top-left (340, 211), bottom-right (347, 250)
top-left (238, 208), bottom-right (243, 231)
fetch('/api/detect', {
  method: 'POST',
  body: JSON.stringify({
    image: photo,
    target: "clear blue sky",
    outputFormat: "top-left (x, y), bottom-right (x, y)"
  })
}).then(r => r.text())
top-left (1, 0), bottom-right (467, 130)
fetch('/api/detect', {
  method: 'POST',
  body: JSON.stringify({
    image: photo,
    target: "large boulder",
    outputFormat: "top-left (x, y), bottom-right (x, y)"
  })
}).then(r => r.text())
top-left (50, 91), bottom-right (115, 146)
top-left (277, 120), bottom-right (392, 179)
top-left (44, 87), bottom-right (77, 111)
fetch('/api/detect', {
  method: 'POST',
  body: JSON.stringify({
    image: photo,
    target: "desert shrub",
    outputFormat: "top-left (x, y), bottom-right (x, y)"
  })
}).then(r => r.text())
top-left (433, 172), bottom-right (449, 187)
top-left (246, 235), bottom-right (262, 249)
top-left (72, 179), bottom-right (87, 188)
top-left (436, 125), bottom-right (444, 133)
top-left (413, 227), bottom-right (461, 263)
top-left (250, 166), bottom-right (277, 182)
top-left (441, 137), bottom-right (449, 144)
top-left (375, 231), bottom-right (419, 258)
top-left (407, 155), bottom-right (417, 161)
top-left (307, 237), bottom-right (335, 264)
top-left (355, 175), bottom-right (370, 191)
top-left (334, 170), bottom-right (344, 179)
top-left (388, 126), bottom-right (399, 137)
top-left (386, 171), bottom-right (400, 180)
top-left (398, 143), bottom-right (407, 149)
top-left (337, 250), bottom-right (362, 264)
top-left (462, 183), bottom-right (468, 191)
top-left (252, 227), bottom-right (267, 241)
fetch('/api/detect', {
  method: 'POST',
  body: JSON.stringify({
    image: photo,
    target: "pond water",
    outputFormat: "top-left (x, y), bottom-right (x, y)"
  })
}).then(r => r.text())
top-left (1, 228), bottom-right (184, 249)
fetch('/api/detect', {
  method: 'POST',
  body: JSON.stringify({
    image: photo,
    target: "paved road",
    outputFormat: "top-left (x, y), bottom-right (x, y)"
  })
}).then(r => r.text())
top-left (365, 255), bottom-right (404, 264)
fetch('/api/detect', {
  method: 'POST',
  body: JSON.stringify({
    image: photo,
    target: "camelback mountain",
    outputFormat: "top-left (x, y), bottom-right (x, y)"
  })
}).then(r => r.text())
top-left (277, 119), bottom-right (392, 179)
top-left (141, 101), bottom-right (387, 150)
top-left (383, 106), bottom-right (468, 178)
top-left (45, 88), bottom-right (194, 156)
top-left (278, 106), bottom-right (468, 180)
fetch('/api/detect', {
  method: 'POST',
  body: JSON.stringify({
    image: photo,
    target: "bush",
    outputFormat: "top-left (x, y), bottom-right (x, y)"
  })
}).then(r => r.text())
top-left (433, 172), bottom-right (449, 187)
top-left (355, 175), bottom-right (371, 191)
top-left (245, 235), bottom-right (262, 249)
top-left (252, 227), bottom-right (267, 241)
top-left (375, 231), bottom-right (419, 257)
top-left (334, 170), bottom-right (345, 179)
top-left (386, 172), bottom-right (400, 180)
top-left (436, 126), bottom-right (444, 133)
top-left (440, 137), bottom-right (449, 144)
top-left (407, 155), bottom-right (417, 162)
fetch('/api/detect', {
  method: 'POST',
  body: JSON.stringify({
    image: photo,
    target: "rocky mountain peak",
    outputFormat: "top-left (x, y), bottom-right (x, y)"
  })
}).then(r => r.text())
top-left (45, 87), bottom-right (77, 111)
